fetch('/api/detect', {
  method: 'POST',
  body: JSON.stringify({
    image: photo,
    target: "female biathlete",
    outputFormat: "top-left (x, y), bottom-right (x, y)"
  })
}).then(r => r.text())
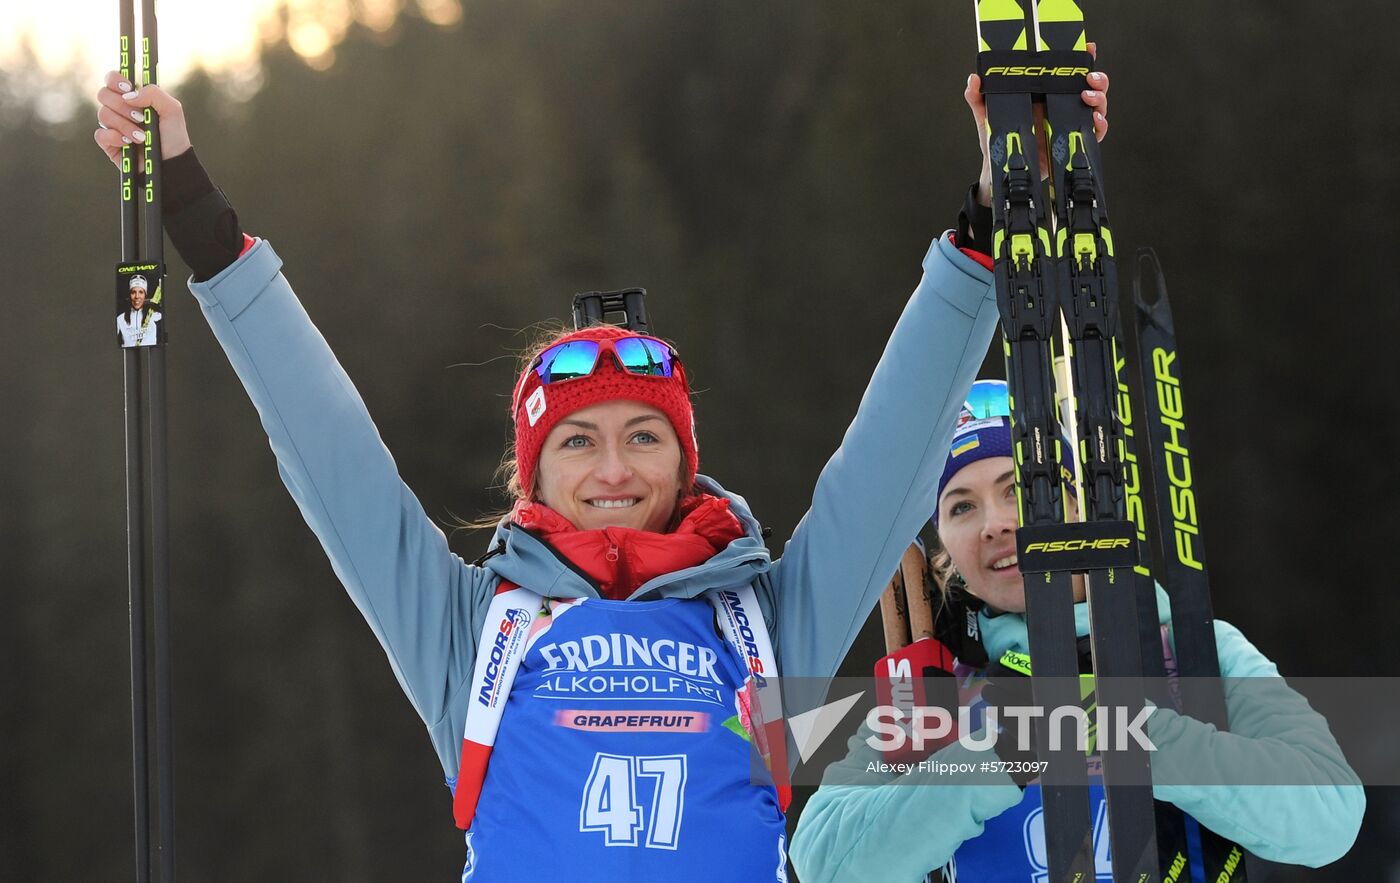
top-left (790, 378), bottom-right (1364, 881)
top-left (788, 67), bottom-right (1365, 876)
top-left (93, 59), bottom-right (1108, 881)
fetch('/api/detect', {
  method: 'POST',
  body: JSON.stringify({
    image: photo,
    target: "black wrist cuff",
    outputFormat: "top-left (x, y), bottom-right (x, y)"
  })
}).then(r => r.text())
top-left (957, 182), bottom-right (994, 257)
top-left (161, 148), bottom-right (214, 215)
top-left (161, 148), bottom-right (245, 282)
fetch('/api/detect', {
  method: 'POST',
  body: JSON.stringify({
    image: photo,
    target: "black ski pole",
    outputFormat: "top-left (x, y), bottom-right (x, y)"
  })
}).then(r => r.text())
top-left (141, 1), bottom-right (176, 877)
top-left (139, 3), bottom-right (176, 878)
top-left (116, 0), bottom-right (173, 877)
top-left (117, 3), bottom-right (151, 880)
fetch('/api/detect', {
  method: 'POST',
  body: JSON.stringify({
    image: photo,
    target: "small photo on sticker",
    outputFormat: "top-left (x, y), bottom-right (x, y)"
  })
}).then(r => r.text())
top-left (116, 270), bottom-right (162, 348)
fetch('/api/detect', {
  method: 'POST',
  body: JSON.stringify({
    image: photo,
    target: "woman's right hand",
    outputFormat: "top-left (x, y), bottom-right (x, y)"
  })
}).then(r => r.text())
top-left (964, 42), bottom-right (1110, 207)
top-left (93, 70), bottom-right (192, 168)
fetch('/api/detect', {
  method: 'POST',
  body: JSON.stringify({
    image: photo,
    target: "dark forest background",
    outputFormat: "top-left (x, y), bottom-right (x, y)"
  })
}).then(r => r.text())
top-left (3, 1), bottom-right (1398, 879)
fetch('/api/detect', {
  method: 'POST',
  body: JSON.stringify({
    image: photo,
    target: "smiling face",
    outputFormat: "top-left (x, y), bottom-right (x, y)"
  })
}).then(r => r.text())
top-left (130, 287), bottom-right (146, 310)
top-left (935, 456), bottom-right (1084, 612)
top-left (534, 399), bottom-right (684, 533)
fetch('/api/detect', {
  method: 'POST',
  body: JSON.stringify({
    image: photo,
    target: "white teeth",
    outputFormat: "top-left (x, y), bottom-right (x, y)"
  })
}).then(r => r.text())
top-left (588, 498), bottom-right (639, 509)
top-left (992, 555), bottom-right (1018, 570)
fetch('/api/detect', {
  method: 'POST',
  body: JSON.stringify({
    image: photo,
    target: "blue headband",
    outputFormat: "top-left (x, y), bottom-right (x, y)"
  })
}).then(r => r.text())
top-left (933, 416), bottom-right (1076, 524)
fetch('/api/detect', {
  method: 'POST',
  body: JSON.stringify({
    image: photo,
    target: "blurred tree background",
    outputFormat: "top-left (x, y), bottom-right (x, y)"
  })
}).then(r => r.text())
top-left (2, 0), bottom-right (1397, 879)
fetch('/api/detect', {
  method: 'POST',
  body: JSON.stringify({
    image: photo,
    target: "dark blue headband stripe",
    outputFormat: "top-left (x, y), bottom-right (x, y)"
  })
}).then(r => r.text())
top-left (933, 416), bottom-right (1077, 524)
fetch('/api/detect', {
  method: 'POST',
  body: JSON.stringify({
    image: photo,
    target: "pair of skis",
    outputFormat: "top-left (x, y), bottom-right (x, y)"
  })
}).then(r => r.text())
top-left (116, 0), bottom-right (175, 880)
top-left (973, 1), bottom-right (1244, 881)
top-left (874, 266), bottom-right (1244, 880)
top-left (976, 1), bottom-right (1149, 876)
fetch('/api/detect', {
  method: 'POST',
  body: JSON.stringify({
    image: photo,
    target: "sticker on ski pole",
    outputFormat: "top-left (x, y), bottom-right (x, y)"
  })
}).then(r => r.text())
top-left (116, 262), bottom-right (165, 349)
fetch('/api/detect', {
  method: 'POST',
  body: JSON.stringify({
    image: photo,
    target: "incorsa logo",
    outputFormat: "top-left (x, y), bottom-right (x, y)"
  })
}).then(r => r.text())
top-left (1024, 538), bottom-right (1130, 554)
top-left (477, 608), bottom-right (530, 708)
top-left (722, 590), bottom-right (766, 680)
top-left (984, 66), bottom-right (1091, 77)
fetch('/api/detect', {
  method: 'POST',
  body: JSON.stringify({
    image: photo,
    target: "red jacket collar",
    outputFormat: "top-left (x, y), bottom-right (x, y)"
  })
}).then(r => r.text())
top-left (510, 494), bottom-right (746, 600)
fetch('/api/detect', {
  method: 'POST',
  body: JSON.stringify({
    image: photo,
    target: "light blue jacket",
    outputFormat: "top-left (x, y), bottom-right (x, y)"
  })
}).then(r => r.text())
top-left (185, 232), bottom-right (1000, 779)
top-left (790, 588), bottom-right (1366, 881)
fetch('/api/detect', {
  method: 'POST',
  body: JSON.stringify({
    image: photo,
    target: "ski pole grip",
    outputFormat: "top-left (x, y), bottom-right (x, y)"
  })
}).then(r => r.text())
top-left (873, 638), bottom-right (959, 762)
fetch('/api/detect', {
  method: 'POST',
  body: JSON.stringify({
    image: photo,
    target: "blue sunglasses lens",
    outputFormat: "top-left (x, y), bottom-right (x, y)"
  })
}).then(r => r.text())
top-left (533, 336), bottom-right (676, 386)
top-left (613, 337), bottom-right (675, 377)
top-left (536, 340), bottom-right (601, 383)
top-left (959, 379), bottom-right (1011, 426)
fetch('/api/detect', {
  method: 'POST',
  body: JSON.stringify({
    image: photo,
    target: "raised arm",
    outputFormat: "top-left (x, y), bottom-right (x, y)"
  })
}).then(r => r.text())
top-left (93, 75), bottom-right (495, 774)
top-left (767, 57), bottom-right (1111, 684)
top-left (768, 238), bottom-right (997, 683)
top-left (186, 243), bottom-right (491, 733)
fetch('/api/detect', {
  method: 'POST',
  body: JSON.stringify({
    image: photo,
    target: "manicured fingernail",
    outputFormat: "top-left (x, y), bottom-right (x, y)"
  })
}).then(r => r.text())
top-left (130, 110), bottom-right (144, 122)
top-left (1089, 72), bottom-right (1103, 83)
top-left (122, 136), bottom-right (132, 144)
top-left (123, 90), bottom-right (139, 100)
top-left (1094, 112), bottom-right (1105, 121)
top-left (118, 81), bottom-right (132, 92)
top-left (967, 74), bottom-right (974, 87)
top-left (1084, 90), bottom-right (1098, 99)
top-left (131, 129), bottom-right (146, 142)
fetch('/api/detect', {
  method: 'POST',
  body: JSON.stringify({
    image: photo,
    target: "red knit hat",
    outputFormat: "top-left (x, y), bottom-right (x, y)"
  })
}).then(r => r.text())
top-left (511, 325), bottom-right (698, 496)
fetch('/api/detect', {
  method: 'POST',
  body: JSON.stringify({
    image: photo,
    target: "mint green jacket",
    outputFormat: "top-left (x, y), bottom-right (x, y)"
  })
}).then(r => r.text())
top-left (790, 589), bottom-right (1365, 881)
